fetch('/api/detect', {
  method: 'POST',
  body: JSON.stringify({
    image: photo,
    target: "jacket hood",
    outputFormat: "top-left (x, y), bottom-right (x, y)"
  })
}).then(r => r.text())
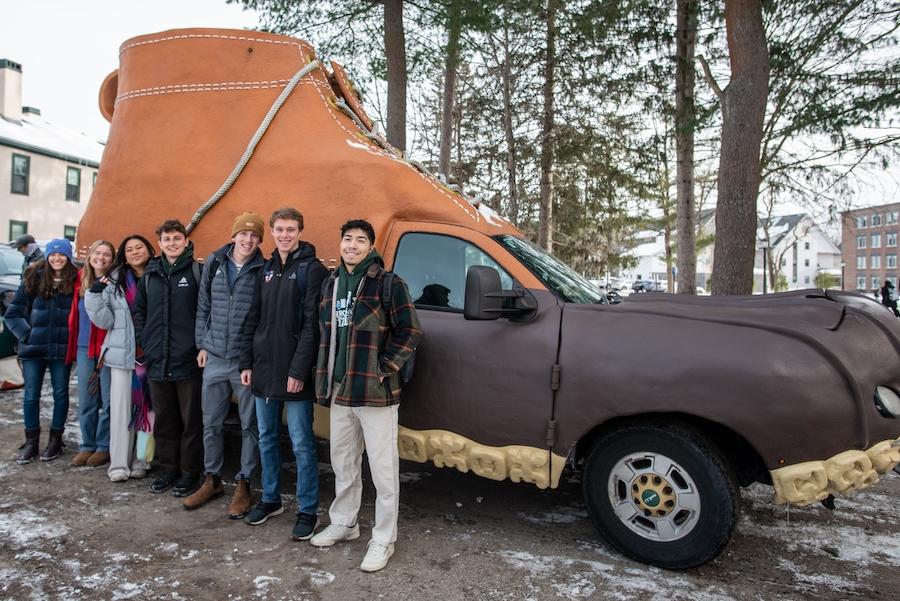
top-left (270, 240), bottom-right (318, 265)
top-left (147, 241), bottom-right (195, 275)
top-left (338, 249), bottom-right (384, 278)
top-left (212, 242), bottom-right (264, 266)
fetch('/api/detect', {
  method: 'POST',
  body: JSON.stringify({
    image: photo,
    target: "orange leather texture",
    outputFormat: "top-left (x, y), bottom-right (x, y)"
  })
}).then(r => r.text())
top-left (78, 28), bottom-right (519, 268)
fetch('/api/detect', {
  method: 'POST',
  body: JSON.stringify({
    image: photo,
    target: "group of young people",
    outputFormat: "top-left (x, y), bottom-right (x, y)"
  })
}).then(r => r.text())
top-left (7, 209), bottom-right (421, 572)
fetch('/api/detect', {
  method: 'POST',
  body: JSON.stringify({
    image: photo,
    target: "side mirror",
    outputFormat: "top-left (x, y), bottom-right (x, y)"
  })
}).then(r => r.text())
top-left (464, 266), bottom-right (502, 320)
top-left (464, 266), bottom-right (538, 321)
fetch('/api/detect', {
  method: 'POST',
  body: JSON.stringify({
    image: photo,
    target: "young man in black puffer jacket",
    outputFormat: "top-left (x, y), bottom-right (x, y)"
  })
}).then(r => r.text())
top-left (239, 207), bottom-right (328, 541)
top-left (134, 219), bottom-right (203, 498)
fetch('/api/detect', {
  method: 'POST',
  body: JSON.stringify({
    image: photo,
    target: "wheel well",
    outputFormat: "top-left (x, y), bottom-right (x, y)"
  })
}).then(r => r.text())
top-left (573, 413), bottom-right (771, 487)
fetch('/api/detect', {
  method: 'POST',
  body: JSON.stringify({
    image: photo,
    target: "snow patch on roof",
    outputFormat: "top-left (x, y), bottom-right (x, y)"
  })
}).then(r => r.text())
top-left (0, 114), bottom-right (104, 164)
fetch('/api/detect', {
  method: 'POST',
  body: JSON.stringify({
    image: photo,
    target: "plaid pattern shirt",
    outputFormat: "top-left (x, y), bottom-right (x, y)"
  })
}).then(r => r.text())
top-left (316, 262), bottom-right (422, 407)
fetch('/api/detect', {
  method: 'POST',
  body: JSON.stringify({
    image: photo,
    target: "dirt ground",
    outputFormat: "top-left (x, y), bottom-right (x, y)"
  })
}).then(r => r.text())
top-left (0, 378), bottom-right (898, 601)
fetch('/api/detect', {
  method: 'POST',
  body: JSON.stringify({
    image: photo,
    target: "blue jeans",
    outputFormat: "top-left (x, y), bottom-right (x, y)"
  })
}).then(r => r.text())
top-left (22, 358), bottom-right (72, 430)
top-left (255, 397), bottom-right (318, 514)
top-left (75, 347), bottom-right (111, 452)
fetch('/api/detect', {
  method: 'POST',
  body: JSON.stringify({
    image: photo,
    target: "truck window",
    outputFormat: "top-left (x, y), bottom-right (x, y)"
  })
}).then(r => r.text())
top-left (494, 234), bottom-right (604, 304)
top-left (394, 232), bottom-right (514, 310)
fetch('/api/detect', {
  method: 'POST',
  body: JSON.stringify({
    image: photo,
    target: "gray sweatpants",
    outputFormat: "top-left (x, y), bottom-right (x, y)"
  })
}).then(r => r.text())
top-left (201, 352), bottom-right (259, 480)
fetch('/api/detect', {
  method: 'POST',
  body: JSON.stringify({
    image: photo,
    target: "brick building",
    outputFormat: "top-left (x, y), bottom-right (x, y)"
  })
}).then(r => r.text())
top-left (841, 202), bottom-right (900, 294)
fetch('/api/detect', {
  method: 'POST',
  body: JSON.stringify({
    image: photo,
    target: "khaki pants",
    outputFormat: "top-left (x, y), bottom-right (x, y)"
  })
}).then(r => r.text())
top-left (327, 401), bottom-right (400, 546)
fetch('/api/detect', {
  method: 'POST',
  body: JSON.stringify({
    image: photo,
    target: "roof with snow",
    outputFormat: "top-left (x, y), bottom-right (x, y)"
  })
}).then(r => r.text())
top-left (0, 114), bottom-right (104, 167)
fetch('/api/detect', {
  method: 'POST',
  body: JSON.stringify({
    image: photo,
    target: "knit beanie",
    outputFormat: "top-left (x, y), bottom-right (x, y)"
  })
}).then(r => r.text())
top-left (231, 211), bottom-right (265, 240)
top-left (45, 238), bottom-right (73, 262)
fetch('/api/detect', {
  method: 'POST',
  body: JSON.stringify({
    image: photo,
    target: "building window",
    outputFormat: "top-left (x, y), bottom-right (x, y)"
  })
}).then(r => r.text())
top-left (871, 255), bottom-right (881, 269)
top-left (857, 216), bottom-right (868, 229)
top-left (857, 236), bottom-right (866, 249)
top-left (872, 213), bottom-right (883, 227)
top-left (857, 256), bottom-right (866, 269)
top-left (9, 220), bottom-right (27, 241)
top-left (872, 234), bottom-right (882, 248)
top-left (888, 254), bottom-right (897, 269)
top-left (66, 166), bottom-right (81, 202)
top-left (804, 275), bottom-right (810, 284)
top-left (872, 276), bottom-right (880, 290)
top-left (887, 212), bottom-right (898, 225)
top-left (63, 225), bottom-right (76, 241)
top-left (887, 276), bottom-right (898, 287)
top-left (11, 154), bottom-right (30, 195)
top-left (804, 241), bottom-right (810, 250)
top-left (888, 232), bottom-right (898, 247)
top-left (856, 276), bottom-right (866, 290)
top-left (804, 258), bottom-right (810, 267)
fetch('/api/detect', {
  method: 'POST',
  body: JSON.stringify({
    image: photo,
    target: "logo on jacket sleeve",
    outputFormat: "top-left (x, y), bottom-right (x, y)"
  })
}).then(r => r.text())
top-left (178, 276), bottom-right (189, 287)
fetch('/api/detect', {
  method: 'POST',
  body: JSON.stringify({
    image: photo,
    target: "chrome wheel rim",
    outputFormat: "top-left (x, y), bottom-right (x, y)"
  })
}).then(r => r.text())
top-left (607, 452), bottom-right (701, 542)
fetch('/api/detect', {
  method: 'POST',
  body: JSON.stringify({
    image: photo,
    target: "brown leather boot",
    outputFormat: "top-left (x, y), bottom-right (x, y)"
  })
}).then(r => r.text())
top-left (70, 451), bottom-right (93, 467)
top-left (227, 479), bottom-right (253, 520)
top-left (182, 474), bottom-right (223, 511)
top-left (86, 451), bottom-right (110, 467)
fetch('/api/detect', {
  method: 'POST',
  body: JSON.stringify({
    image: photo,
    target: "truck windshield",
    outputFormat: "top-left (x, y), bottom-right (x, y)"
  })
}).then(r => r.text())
top-left (494, 235), bottom-right (605, 304)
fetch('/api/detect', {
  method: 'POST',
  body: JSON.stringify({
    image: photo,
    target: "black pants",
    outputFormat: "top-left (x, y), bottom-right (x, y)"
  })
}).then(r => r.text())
top-left (150, 374), bottom-right (203, 478)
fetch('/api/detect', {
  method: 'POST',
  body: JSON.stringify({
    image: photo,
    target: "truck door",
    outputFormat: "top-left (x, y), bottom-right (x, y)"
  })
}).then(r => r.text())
top-left (383, 222), bottom-right (562, 479)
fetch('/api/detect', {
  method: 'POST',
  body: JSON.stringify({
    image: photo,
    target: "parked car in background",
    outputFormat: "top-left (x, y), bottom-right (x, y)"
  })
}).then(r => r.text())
top-left (0, 246), bottom-right (24, 387)
top-left (632, 279), bottom-right (662, 293)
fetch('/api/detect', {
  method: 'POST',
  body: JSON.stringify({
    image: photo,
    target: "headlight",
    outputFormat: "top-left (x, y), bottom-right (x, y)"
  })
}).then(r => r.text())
top-left (874, 386), bottom-right (900, 418)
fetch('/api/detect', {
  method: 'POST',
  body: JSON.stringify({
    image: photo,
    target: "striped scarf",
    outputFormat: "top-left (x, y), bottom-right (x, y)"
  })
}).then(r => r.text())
top-left (124, 270), bottom-right (152, 432)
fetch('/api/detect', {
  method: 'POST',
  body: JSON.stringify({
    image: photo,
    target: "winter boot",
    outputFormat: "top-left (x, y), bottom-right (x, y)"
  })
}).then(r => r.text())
top-left (227, 479), bottom-right (253, 520)
top-left (182, 474), bottom-right (224, 510)
top-left (16, 428), bottom-right (40, 465)
top-left (40, 428), bottom-right (65, 462)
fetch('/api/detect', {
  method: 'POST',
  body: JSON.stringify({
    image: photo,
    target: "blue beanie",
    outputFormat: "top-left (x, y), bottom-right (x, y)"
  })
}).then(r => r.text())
top-left (45, 238), bottom-right (73, 262)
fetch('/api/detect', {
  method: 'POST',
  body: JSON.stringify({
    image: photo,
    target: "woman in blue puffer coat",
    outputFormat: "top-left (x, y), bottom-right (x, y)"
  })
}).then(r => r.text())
top-left (5, 238), bottom-right (78, 463)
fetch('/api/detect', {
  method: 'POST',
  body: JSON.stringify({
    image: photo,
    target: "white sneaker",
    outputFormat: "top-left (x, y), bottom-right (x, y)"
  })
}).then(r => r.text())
top-left (129, 467), bottom-right (147, 479)
top-left (109, 469), bottom-right (129, 482)
top-left (360, 541), bottom-right (394, 572)
top-left (309, 523), bottom-right (360, 547)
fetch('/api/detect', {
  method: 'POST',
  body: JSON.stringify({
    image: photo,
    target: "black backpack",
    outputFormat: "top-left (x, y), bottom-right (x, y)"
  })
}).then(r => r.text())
top-left (379, 272), bottom-right (416, 385)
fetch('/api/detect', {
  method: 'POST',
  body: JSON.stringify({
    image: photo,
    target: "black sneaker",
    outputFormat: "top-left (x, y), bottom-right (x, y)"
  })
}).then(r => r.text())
top-left (291, 512), bottom-right (318, 541)
top-left (149, 471), bottom-right (178, 494)
top-left (245, 501), bottom-right (284, 525)
top-left (171, 475), bottom-right (202, 498)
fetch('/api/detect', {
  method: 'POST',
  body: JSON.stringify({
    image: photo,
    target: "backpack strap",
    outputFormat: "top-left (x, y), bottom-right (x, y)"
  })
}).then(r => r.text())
top-left (380, 271), bottom-right (394, 316)
top-left (192, 260), bottom-right (202, 286)
top-left (205, 256), bottom-right (220, 298)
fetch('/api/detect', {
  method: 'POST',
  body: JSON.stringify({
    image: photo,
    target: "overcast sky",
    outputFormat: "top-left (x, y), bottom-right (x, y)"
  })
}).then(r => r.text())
top-left (0, 0), bottom-right (260, 141)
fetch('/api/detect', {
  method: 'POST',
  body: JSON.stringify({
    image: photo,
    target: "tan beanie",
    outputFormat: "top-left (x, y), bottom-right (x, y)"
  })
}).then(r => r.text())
top-left (231, 211), bottom-right (265, 240)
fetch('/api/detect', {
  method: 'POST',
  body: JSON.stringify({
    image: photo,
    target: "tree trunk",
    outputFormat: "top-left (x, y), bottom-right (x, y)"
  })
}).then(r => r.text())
top-left (537, 0), bottom-right (557, 252)
top-left (439, 0), bottom-right (462, 178)
top-left (710, 0), bottom-right (769, 295)
top-left (498, 18), bottom-right (519, 226)
top-left (383, 0), bottom-right (407, 152)
top-left (675, 0), bottom-right (698, 295)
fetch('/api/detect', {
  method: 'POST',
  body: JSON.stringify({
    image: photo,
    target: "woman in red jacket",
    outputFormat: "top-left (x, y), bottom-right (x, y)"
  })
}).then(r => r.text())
top-left (66, 240), bottom-right (114, 467)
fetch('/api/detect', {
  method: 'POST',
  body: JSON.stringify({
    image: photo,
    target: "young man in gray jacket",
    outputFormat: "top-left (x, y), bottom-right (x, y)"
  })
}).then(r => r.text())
top-left (182, 212), bottom-right (266, 517)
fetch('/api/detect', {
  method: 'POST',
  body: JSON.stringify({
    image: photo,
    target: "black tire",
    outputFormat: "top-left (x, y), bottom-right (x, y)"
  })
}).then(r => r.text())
top-left (582, 423), bottom-right (739, 570)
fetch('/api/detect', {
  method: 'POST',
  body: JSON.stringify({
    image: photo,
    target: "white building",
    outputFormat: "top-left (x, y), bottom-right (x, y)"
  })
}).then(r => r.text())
top-left (621, 210), bottom-right (840, 292)
top-left (0, 59), bottom-right (104, 244)
top-left (756, 214), bottom-right (842, 291)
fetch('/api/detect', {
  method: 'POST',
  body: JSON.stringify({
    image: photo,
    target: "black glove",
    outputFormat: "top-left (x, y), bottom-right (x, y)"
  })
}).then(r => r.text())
top-left (89, 280), bottom-right (108, 293)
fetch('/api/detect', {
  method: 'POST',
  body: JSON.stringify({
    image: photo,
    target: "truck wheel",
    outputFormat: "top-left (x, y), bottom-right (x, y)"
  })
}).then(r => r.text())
top-left (582, 423), bottom-right (739, 569)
